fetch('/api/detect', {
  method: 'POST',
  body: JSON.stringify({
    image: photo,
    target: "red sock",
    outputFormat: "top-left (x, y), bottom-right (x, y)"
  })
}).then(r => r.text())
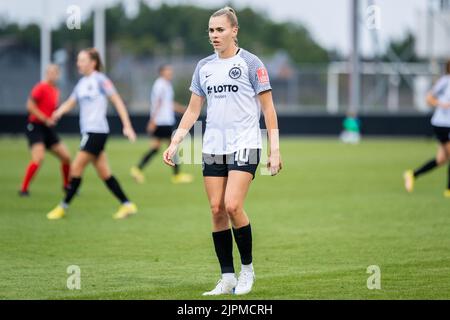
top-left (21, 162), bottom-right (40, 192)
top-left (62, 163), bottom-right (70, 188)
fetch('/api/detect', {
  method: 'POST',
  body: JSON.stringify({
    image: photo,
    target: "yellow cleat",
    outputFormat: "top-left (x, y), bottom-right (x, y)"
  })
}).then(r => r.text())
top-left (403, 170), bottom-right (415, 193)
top-left (130, 166), bottom-right (145, 184)
top-left (171, 173), bottom-right (194, 184)
top-left (113, 202), bottom-right (138, 220)
top-left (47, 205), bottom-right (65, 220)
top-left (444, 190), bottom-right (450, 198)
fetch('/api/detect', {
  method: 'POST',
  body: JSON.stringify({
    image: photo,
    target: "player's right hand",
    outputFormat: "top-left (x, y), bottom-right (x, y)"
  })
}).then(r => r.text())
top-left (163, 143), bottom-right (178, 167)
top-left (45, 117), bottom-right (56, 127)
top-left (267, 152), bottom-right (282, 176)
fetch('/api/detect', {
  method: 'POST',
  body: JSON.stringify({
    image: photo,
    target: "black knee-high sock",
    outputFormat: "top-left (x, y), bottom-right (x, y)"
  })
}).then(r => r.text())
top-left (63, 177), bottom-right (82, 205)
top-left (104, 176), bottom-right (129, 203)
top-left (212, 229), bottom-right (235, 274)
top-left (232, 224), bottom-right (252, 265)
top-left (138, 148), bottom-right (159, 170)
top-left (173, 164), bottom-right (180, 175)
top-left (414, 159), bottom-right (438, 178)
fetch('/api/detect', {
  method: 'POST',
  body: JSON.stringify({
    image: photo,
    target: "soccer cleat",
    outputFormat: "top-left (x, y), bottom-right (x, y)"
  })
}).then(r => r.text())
top-left (403, 170), bottom-right (415, 193)
top-left (113, 202), bottom-right (138, 220)
top-left (18, 190), bottom-right (30, 197)
top-left (444, 190), bottom-right (450, 198)
top-left (171, 173), bottom-right (194, 184)
top-left (130, 166), bottom-right (145, 184)
top-left (47, 205), bottom-right (65, 220)
top-left (202, 276), bottom-right (237, 296)
top-left (234, 270), bottom-right (255, 295)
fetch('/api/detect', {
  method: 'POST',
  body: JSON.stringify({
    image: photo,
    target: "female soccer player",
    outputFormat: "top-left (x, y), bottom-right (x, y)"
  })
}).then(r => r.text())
top-left (130, 64), bottom-right (193, 184)
top-left (404, 60), bottom-right (450, 197)
top-left (46, 48), bottom-right (138, 220)
top-left (19, 64), bottom-right (71, 196)
top-left (163, 7), bottom-right (282, 295)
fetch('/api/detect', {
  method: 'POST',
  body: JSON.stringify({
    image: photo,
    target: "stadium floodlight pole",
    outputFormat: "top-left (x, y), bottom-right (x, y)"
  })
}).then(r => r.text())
top-left (40, 0), bottom-right (51, 81)
top-left (348, 0), bottom-right (361, 115)
top-left (94, 4), bottom-right (106, 69)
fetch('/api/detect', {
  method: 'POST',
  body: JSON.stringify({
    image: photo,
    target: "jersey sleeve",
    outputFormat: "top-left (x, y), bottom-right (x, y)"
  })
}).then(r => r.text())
top-left (30, 84), bottom-right (43, 102)
top-left (247, 56), bottom-right (272, 95)
top-left (97, 73), bottom-right (117, 97)
top-left (431, 76), bottom-right (449, 97)
top-left (189, 61), bottom-right (206, 97)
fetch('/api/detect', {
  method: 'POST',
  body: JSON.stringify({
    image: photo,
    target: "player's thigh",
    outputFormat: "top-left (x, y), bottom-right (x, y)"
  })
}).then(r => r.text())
top-left (30, 143), bottom-right (46, 163)
top-left (224, 170), bottom-right (253, 212)
top-left (204, 176), bottom-right (228, 214)
top-left (71, 151), bottom-right (95, 176)
top-left (93, 152), bottom-right (111, 179)
top-left (50, 142), bottom-right (71, 163)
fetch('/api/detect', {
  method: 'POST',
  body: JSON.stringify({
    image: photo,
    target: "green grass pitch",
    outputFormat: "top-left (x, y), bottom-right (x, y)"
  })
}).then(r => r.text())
top-left (0, 135), bottom-right (449, 299)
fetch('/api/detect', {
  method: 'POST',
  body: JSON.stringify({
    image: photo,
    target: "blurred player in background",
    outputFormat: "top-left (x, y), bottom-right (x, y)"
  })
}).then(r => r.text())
top-left (19, 64), bottom-right (71, 196)
top-left (404, 60), bottom-right (450, 198)
top-left (130, 64), bottom-right (193, 184)
top-left (163, 7), bottom-right (282, 296)
top-left (46, 48), bottom-right (138, 220)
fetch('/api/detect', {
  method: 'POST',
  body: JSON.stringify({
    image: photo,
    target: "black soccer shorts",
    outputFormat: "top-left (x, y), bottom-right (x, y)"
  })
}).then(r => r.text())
top-left (26, 122), bottom-right (60, 149)
top-left (202, 148), bottom-right (261, 179)
top-left (80, 132), bottom-right (108, 157)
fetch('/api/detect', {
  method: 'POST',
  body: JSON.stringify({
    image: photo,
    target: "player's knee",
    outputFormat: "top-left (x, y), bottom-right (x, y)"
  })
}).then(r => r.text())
top-left (61, 154), bottom-right (71, 164)
top-left (97, 170), bottom-right (110, 180)
top-left (225, 200), bottom-right (241, 217)
top-left (152, 141), bottom-right (161, 150)
top-left (210, 203), bottom-right (226, 217)
top-left (437, 153), bottom-right (447, 165)
top-left (70, 163), bottom-right (83, 177)
top-left (32, 154), bottom-right (45, 164)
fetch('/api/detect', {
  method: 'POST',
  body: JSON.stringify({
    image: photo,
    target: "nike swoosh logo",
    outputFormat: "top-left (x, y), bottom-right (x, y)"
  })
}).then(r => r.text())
top-left (206, 74), bottom-right (212, 78)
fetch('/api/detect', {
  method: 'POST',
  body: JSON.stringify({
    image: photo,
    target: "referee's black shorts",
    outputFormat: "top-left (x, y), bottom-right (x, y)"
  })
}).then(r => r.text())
top-left (26, 122), bottom-right (60, 149)
top-left (80, 132), bottom-right (108, 157)
top-left (152, 125), bottom-right (174, 139)
top-left (432, 125), bottom-right (450, 144)
top-left (202, 149), bottom-right (261, 179)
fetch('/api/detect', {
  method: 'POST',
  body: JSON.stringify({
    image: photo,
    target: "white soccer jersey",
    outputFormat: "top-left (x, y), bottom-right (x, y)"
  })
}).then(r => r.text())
top-left (430, 75), bottom-right (450, 128)
top-left (70, 71), bottom-right (117, 134)
top-left (190, 48), bottom-right (272, 154)
top-left (150, 77), bottom-right (176, 126)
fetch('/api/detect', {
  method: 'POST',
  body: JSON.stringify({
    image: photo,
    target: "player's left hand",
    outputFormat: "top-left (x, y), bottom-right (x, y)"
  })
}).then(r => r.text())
top-left (163, 143), bottom-right (178, 167)
top-left (123, 125), bottom-right (136, 143)
top-left (267, 152), bottom-right (282, 176)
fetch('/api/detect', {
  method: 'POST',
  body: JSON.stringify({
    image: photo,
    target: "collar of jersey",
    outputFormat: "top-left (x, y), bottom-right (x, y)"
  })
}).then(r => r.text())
top-left (215, 48), bottom-right (242, 61)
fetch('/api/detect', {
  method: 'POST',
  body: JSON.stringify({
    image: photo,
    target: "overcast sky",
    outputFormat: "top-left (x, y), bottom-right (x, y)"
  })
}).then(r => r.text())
top-left (0, 0), bottom-right (429, 55)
